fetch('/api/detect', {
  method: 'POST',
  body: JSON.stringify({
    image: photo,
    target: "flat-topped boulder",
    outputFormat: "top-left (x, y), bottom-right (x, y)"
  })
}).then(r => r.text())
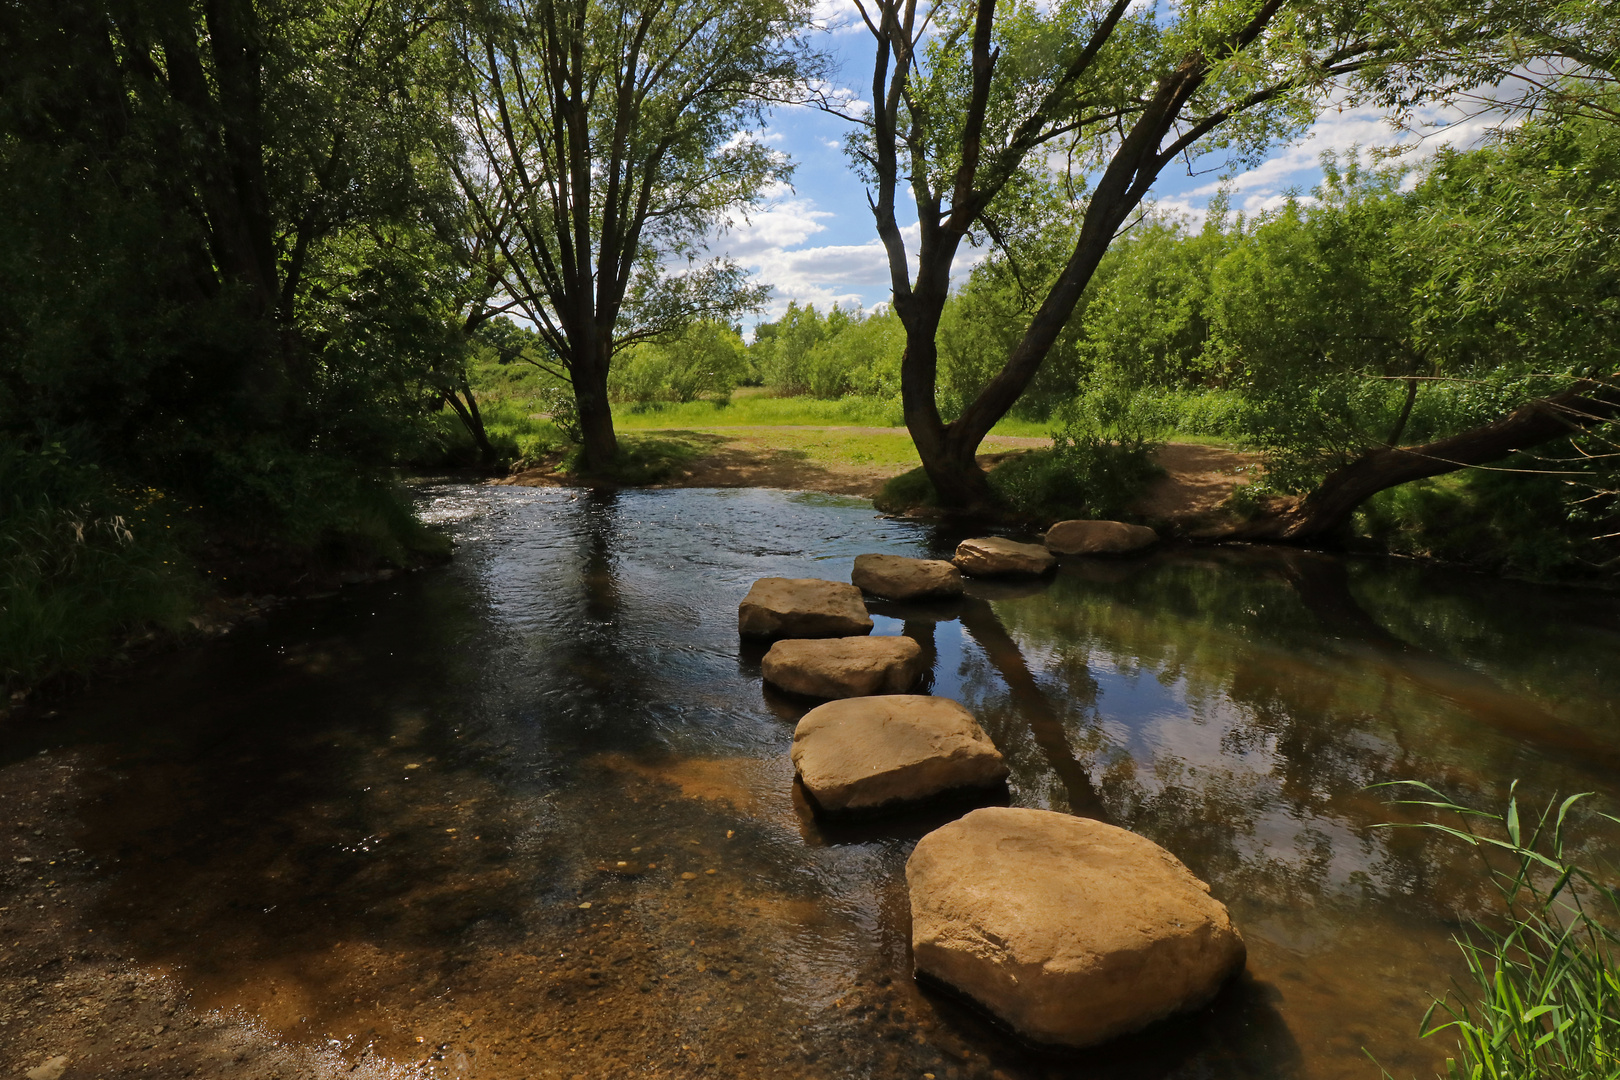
top-left (738, 577), bottom-right (874, 639)
top-left (792, 696), bottom-right (1006, 814)
top-left (952, 537), bottom-right (1056, 578)
top-left (761, 636), bottom-right (925, 699)
top-left (1044, 519), bottom-right (1159, 556)
top-left (907, 807), bottom-right (1246, 1049)
top-left (851, 553), bottom-right (964, 601)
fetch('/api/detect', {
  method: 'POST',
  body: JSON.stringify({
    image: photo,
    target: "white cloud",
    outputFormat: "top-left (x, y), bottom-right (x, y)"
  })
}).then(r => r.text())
top-left (1172, 101), bottom-right (1508, 215)
top-left (811, 0), bottom-right (869, 35)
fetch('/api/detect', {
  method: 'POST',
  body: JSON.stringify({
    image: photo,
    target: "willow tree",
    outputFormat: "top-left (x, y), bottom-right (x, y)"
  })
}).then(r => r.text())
top-left (447, 0), bottom-right (817, 467)
top-left (849, 0), bottom-right (1437, 508)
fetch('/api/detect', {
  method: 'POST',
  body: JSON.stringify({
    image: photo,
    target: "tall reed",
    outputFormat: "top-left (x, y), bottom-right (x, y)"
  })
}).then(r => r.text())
top-left (1378, 781), bottom-right (1620, 1080)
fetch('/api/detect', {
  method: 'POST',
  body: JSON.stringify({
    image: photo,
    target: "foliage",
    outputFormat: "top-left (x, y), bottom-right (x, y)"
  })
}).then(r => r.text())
top-left (610, 323), bottom-right (752, 407)
top-left (0, 0), bottom-right (462, 686)
top-left (445, 0), bottom-right (818, 463)
top-left (0, 447), bottom-right (196, 692)
top-left (611, 391), bottom-right (910, 430)
top-left (1357, 0), bottom-right (1620, 130)
top-left (560, 434), bottom-right (709, 485)
top-left (1355, 461), bottom-right (1614, 579)
top-left (938, 215), bottom-right (1092, 421)
top-left (873, 466), bottom-right (942, 514)
top-left (1376, 782), bottom-right (1620, 1080)
top-left (750, 303), bottom-right (905, 399)
top-left (845, 0), bottom-right (1446, 505)
top-left (989, 425), bottom-right (1162, 522)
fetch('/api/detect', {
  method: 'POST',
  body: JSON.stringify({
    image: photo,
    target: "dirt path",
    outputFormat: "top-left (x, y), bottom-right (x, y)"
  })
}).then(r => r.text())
top-left (1132, 443), bottom-right (1262, 531)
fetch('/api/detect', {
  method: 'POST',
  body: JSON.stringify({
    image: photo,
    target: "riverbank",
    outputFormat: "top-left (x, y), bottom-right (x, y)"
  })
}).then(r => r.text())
top-left (494, 430), bottom-right (1261, 531)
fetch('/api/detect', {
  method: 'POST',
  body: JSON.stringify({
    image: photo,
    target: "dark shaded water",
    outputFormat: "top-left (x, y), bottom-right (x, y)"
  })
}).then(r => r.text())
top-left (14, 484), bottom-right (1620, 1079)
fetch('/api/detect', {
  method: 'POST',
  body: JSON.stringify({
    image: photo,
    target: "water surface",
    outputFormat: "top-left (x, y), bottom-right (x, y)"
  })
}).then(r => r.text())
top-left (18, 484), bottom-right (1620, 1079)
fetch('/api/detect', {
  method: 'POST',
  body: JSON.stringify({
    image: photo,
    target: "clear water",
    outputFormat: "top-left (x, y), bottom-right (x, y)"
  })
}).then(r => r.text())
top-left (22, 484), bottom-right (1620, 1079)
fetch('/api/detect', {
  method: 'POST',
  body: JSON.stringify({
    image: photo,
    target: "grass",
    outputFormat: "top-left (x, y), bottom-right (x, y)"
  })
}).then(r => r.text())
top-left (1377, 782), bottom-right (1620, 1080)
top-left (607, 390), bottom-right (1052, 437)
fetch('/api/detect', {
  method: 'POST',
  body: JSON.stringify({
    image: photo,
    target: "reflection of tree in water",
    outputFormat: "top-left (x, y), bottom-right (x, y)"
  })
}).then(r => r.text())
top-left (955, 599), bottom-right (1107, 820)
top-left (959, 549), bottom-right (1620, 922)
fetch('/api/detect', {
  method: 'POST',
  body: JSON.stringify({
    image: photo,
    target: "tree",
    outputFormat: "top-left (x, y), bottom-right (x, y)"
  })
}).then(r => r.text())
top-left (1220, 113), bottom-right (1620, 541)
top-left (846, 0), bottom-right (1431, 509)
top-left (1363, 0), bottom-right (1619, 130)
top-left (0, 0), bottom-right (463, 494)
top-left (444, 0), bottom-right (817, 468)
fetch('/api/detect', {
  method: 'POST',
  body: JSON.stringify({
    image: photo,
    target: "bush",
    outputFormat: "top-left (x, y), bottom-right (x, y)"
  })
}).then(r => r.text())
top-left (750, 303), bottom-right (904, 399)
top-left (1, 445), bottom-right (197, 692)
top-left (610, 322), bottom-right (750, 407)
top-left (873, 466), bottom-right (939, 514)
top-left (1378, 783), bottom-right (1620, 1080)
top-left (1355, 461), bottom-right (1614, 579)
top-left (989, 431), bottom-right (1162, 522)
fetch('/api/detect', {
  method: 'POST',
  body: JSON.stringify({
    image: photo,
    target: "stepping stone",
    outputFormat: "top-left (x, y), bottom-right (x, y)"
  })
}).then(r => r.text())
top-left (761, 636), bottom-right (925, 699)
top-left (851, 553), bottom-right (963, 601)
top-left (952, 537), bottom-right (1056, 577)
top-left (907, 807), bottom-right (1245, 1049)
top-left (738, 577), bottom-right (874, 639)
top-left (1044, 520), bottom-right (1159, 555)
top-left (791, 696), bottom-right (1006, 814)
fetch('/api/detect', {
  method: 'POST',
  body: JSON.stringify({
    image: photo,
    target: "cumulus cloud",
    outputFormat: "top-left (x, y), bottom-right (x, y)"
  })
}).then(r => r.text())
top-left (1160, 100), bottom-right (1509, 226)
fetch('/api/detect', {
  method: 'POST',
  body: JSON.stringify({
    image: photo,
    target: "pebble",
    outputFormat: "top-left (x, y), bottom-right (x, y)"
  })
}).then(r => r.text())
top-left (577, 902), bottom-right (592, 910)
top-left (680, 872), bottom-right (697, 881)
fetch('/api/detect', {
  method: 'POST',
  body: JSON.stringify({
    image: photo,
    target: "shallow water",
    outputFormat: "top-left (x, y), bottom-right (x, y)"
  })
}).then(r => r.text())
top-left (16, 483), bottom-right (1620, 1079)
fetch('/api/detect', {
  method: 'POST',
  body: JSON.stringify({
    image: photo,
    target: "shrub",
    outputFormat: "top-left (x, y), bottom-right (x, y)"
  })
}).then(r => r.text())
top-left (1, 445), bottom-right (197, 692)
top-left (989, 432), bottom-right (1162, 521)
top-left (873, 466), bottom-right (939, 514)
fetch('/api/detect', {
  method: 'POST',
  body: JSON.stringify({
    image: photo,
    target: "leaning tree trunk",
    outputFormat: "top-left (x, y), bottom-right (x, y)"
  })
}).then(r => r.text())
top-left (1224, 378), bottom-right (1620, 543)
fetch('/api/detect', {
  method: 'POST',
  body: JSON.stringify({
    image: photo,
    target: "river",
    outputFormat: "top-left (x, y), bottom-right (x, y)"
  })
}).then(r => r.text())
top-left (11, 483), bottom-right (1620, 1079)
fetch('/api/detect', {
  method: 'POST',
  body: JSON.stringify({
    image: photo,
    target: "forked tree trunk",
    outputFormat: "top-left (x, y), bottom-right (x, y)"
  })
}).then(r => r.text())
top-left (1225, 379), bottom-right (1620, 543)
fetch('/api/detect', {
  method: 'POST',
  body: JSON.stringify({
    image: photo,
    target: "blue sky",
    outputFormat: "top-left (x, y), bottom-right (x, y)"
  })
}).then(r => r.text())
top-left (718, 8), bottom-right (1501, 327)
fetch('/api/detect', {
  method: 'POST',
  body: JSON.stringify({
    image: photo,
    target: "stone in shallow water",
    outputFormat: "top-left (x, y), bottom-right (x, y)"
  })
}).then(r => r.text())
top-left (791, 695), bottom-right (1006, 814)
top-left (761, 636), bottom-right (925, 699)
top-left (851, 553), bottom-right (964, 601)
top-left (952, 537), bottom-right (1056, 577)
top-left (907, 806), bottom-right (1246, 1049)
top-left (737, 577), bottom-right (874, 639)
top-left (1043, 519), bottom-right (1159, 556)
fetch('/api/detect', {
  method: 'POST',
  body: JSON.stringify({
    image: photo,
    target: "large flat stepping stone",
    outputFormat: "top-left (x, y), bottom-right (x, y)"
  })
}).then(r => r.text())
top-left (761, 636), bottom-right (925, 699)
top-left (792, 696), bottom-right (1006, 814)
top-left (907, 807), bottom-right (1246, 1049)
top-left (1044, 519), bottom-right (1159, 555)
top-left (852, 553), bottom-right (963, 601)
top-left (738, 577), bottom-right (874, 639)
top-left (952, 537), bottom-right (1056, 578)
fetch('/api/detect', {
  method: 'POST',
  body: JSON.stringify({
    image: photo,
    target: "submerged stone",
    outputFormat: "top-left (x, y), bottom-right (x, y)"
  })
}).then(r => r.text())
top-left (737, 577), bottom-right (874, 639)
top-left (851, 553), bottom-right (964, 601)
top-left (907, 807), bottom-right (1245, 1049)
top-left (761, 636), bottom-right (925, 699)
top-left (952, 537), bottom-right (1056, 577)
top-left (1043, 519), bottom-right (1159, 556)
top-left (791, 695), bottom-right (1006, 814)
